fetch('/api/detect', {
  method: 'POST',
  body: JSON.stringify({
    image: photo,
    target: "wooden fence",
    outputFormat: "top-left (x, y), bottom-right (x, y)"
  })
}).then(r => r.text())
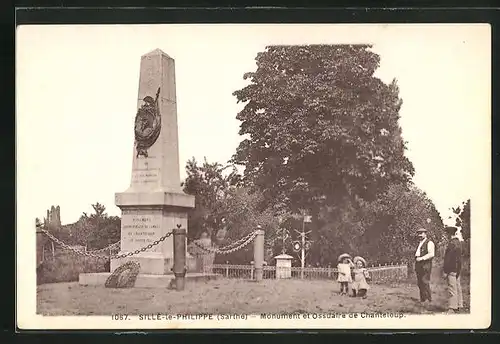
top-left (208, 263), bottom-right (408, 283)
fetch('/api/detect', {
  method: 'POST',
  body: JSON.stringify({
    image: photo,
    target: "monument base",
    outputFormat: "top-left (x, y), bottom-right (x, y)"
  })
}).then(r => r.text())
top-left (78, 272), bottom-right (220, 288)
top-left (110, 253), bottom-right (200, 275)
top-left (115, 191), bottom-right (195, 208)
top-left (114, 191), bottom-right (196, 274)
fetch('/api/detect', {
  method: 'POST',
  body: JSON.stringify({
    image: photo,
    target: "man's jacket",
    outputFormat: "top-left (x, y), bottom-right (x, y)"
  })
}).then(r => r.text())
top-left (443, 237), bottom-right (462, 276)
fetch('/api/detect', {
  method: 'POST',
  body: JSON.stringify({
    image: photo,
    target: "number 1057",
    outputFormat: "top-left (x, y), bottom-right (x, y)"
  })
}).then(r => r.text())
top-left (111, 314), bottom-right (129, 320)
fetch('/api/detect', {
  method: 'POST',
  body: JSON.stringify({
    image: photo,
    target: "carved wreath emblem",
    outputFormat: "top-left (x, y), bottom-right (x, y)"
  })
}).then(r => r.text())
top-left (134, 87), bottom-right (161, 158)
top-left (105, 261), bottom-right (141, 288)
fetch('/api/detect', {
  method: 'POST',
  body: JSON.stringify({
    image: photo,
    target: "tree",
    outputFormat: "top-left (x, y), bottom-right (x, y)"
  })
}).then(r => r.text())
top-left (452, 199), bottom-right (470, 259)
top-left (232, 45), bottom-right (414, 221)
top-left (359, 184), bottom-right (443, 271)
top-left (182, 157), bottom-right (279, 264)
top-left (278, 183), bottom-right (443, 269)
top-left (73, 202), bottom-right (120, 249)
top-left (214, 187), bottom-right (280, 264)
top-left (182, 157), bottom-right (241, 242)
top-left (453, 199), bottom-right (470, 240)
top-left (314, 198), bottom-right (366, 266)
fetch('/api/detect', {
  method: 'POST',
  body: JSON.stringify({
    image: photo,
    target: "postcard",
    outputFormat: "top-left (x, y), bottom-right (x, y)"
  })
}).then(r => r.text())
top-left (16, 23), bottom-right (491, 330)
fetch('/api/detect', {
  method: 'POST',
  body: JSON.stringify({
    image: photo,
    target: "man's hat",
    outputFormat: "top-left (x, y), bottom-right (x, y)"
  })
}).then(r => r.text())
top-left (416, 228), bottom-right (427, 233)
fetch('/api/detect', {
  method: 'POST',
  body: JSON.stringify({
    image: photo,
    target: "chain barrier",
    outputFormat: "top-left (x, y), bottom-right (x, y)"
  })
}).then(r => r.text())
top-left (38, 225), bottom-right (173, 260)
top-left (39, 224), bottom-right (258, 259)
top-left (87, 241), bottom-right (120, 253)
top-left (191, 230), bottom-right (258, 255)
top-left (223, 230), bottom-right (260, 250)
top-left (205, 230), bottom-right (257, 251)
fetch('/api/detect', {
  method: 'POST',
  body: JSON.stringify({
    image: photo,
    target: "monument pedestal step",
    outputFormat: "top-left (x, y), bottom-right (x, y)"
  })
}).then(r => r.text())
top-left (78, 272), bottom-right (220, 288)
top-left (110, 255), bottom-right (200, 275)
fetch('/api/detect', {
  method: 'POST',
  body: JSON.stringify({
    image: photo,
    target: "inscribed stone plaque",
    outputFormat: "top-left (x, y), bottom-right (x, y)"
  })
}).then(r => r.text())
top-left (131, 167), bottom-right (160, 185)
top-left (121, 209), bottom-right (162, 253)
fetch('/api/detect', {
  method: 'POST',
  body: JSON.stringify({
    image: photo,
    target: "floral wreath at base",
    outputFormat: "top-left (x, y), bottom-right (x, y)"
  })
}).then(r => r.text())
top-left (105, 261), bottom-right (141, 288)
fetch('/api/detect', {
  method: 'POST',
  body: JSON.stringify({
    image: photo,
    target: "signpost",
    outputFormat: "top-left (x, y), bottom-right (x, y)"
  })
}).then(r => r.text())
top-left (293, 215), bottom-right (313, 279)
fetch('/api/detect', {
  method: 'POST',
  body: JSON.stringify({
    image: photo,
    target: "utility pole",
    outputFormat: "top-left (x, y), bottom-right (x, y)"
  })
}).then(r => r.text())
top-left (282, 230), bottom-right (287, 255)
top-left (300, 230), bottom-right (305, 279)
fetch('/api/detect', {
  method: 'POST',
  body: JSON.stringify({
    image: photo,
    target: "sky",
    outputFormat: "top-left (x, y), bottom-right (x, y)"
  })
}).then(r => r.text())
top-left (16, 24), bottom-right (491, 226)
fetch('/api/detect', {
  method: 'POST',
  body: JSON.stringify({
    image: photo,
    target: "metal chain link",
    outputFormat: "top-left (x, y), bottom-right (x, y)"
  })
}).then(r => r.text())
top-left (111, 232), bottom-right (172, 259)
top-left (87, 241), bottom-right (120, 253)
top-left (223, 230), bottom-right (260, 250)
top-left (38, 226), bottom-right (173, 260)
top-left (191, 230), bottom-right (258, 255)
top-left (39, 224), bottom-right (258, 259)
top-left (205, 230), bottom-right (257, 251)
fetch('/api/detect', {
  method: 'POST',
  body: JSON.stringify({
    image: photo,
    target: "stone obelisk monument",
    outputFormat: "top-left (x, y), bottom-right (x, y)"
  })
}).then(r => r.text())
top-left (111, 48), bottom-right (196, 275)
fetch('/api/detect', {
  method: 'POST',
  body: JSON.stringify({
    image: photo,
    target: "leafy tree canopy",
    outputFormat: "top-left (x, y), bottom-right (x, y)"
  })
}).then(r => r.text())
top-left (452, 199), bottom-right (470, 240)
top-left (182, 157), bottom-right (279, 263)
top-left (182, 157), bottom-right (241, 242)
top-left (232, 45), bottom-right (414, 214)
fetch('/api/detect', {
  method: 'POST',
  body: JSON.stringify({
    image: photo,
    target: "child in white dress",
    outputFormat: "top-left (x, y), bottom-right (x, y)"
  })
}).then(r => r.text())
top-left (351, 256), bottom-right (371, 298)
top-left (337, 253), bottom-right (354, 295)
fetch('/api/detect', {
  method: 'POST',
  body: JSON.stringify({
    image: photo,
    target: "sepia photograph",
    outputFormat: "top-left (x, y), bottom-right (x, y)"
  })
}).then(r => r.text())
top-left (16, 23), bottom-right (491, 330)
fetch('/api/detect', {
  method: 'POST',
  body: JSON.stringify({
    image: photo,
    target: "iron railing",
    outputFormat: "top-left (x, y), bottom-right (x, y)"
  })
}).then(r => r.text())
top-left (207, 263), bottom-right (408, 282)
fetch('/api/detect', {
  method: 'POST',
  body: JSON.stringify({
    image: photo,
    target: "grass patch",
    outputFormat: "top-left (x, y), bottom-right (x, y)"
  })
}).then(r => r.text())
top-left (37, 251), bottom-right (110, 285)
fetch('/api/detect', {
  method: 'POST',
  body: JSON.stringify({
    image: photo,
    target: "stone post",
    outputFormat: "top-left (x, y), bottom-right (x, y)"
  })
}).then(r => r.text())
top-left (274, 254), bottom-right (293, 279)
top-left (36, 223), bottom-right (45, 266)
top-left (172, 225), bottom-right (187, 291)
top-left (253, 227), bottom-right (265, 281)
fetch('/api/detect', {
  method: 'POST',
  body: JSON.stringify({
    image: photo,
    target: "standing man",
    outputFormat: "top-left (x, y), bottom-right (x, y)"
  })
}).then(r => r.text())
top-left (415, 228), bottom-right (435, 304)
top-left (443, 226), bottom-right (463, 313)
